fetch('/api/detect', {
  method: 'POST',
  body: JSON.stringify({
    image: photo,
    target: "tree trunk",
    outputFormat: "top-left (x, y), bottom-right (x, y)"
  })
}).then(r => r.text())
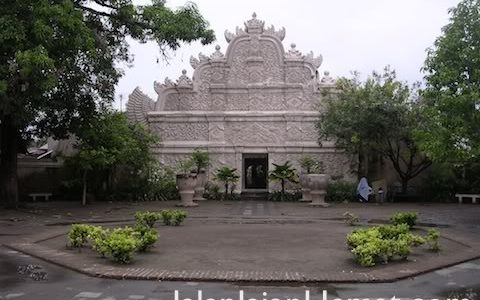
top-left (281, 179), bottom-right (285, 201)
top-left (358, 148), bottom-right (369, 179)
top-left (224, 183), bottom-right (228, 199)
top-left (401, 177), bottom-right (409, 194)
top-left (0, 116), bottom-right (19, 208)
top-left (82, 169), bottom-right (88, 206)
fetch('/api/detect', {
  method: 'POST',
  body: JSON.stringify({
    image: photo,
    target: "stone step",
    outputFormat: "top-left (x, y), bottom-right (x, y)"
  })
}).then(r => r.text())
top-left (240, 192), bottom-right (269, 201)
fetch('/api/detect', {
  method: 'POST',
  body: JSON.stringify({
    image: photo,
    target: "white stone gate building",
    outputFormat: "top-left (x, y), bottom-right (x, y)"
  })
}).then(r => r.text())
top-left (127, 13), bottom-right (353, 193)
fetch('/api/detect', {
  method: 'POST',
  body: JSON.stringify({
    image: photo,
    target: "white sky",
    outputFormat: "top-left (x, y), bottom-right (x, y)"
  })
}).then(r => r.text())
top-left (114, 0), bottom-right (459, 110)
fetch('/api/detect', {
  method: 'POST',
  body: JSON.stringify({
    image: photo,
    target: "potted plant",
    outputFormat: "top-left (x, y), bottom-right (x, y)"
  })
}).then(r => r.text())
top-left (268, 161), bottom-right (299, 202)
top-left (176, 158), bottom-right (198, 207)
top-left (298, 156), bottom-right (318, 202)
top-left (305, 161), bottom-right (329, 207)
top-left (191, 148), bottom-right (209, 201)
top-left (213, 166), bottom-right (240, 200)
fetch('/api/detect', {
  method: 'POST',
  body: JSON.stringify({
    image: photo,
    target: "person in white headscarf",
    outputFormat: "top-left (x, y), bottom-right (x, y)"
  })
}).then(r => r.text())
top-left (357, 177), bottom-right (372, 202)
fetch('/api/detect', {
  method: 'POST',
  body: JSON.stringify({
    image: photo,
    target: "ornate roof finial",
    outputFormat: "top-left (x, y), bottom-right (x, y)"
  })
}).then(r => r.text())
top-left (320, 71), bottom-right (336, 85)
top-left (210, 45), bottom-right (224, 60)
top-left (286, 42), bottom-right (303, 59)
top-left (244, 12), bottom-right (265, 34)
top-left (177, 69), bottom-right (192, 87)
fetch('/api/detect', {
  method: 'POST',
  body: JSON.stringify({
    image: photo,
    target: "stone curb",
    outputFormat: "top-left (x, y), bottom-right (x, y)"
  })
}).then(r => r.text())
top-left (4, 232), bottom-right (480, 284)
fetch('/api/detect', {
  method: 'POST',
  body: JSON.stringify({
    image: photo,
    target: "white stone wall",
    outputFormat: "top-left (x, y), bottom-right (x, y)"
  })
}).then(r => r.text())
top-left (127, 14), bottom-right (352, 192)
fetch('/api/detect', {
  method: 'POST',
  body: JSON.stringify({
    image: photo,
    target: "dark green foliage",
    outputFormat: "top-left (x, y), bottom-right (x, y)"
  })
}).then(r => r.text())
top-left (418, 0), bottom-right (480, 162)
top-left (213, 166), bottom-right (240, 199)
top-left (0, 0), bottom-right (214, 207)
top-left (268, 161), bottom-right (299, 201)
top-left (203, 182), bottom-right (222, 200)
top-left (268, 190), bottom-right (302, 202)
top-left (317, 67), bottom-right (431, 192)
top-left (66, 111), bottom-right (158, 205)
top-left (390, 212), bottom-right (417, 228)
top-left (191, 148), bottom-right (209, 174)
top-left (326, 181), bottom-right (357, 202)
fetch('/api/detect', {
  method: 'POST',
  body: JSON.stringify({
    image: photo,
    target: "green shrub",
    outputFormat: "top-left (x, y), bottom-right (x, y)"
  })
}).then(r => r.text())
top-left (160, 209), bottom-right (187, 226)
top-left (268, 190), bottom-right (302, 202)
top-left (203, 182), bottom-right (222, 200)
top-left (102, 227), bottom-right (139, 264)
top-left (68, 224), bottom-right (92, 248)
top-left (426, 228), bottom-right (441, 251)
top-left (135, 211), bottom-right (162, 227)
top-left (326, 181), bottom-right (357, 202)
top-left (133, 225), bottom-right (159, 252)
top-left (390, 212), bottom-right (417, 228)
top-left (343, 212), bottom-right (359, 226)
top-left (346, 224), bottom-right (425, 267)
top-left (89, 227), bottom-right (110, 257)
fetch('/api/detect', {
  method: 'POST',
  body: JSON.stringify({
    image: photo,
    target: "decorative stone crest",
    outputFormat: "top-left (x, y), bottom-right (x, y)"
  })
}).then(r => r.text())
top-left (176, 69), bottom-right (193, 87)
top-left (210, 45), bottom-right (225, 60)
top-left (126, 87), bottom-right (154, 126)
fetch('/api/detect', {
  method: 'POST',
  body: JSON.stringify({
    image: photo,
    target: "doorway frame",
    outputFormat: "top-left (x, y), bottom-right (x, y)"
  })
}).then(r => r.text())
top-left (242, 153), bottom-right (269, 192)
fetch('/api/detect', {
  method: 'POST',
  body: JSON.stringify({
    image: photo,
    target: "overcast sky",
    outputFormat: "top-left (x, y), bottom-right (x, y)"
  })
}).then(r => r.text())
top-left (114, 0), bottom-right (460, 110)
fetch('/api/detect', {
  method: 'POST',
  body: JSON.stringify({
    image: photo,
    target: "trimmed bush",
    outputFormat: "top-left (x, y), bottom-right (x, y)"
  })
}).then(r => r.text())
top-left (102, 227), bottom-right (139, 264)
top-left (133, 225), bottom-right (159, 252)
top-left (135, 211), bottom-right (162, 228)
top-left (326, 181), bottom-right (357, 202)
top-left (160, 209), bottom-right (187, 226)
top-left (346, 224), bottom-right (425, 267)
top-left (89, 226), bottom-right (110, 257)
top-left (427, 229), bottom-right (441, 251)
top-left (68, 224), bottom-right (92, 248)
top-left (390, 212), bottom-right (417, 228)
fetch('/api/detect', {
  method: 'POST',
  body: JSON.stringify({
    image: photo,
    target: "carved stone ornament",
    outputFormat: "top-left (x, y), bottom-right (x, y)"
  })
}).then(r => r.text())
top-left (286, 43), bottom-right (303, 59)
top-left (126, 87), bottom-right (154, 125)
top-left (176, 69), bottom-right (193, 87)
top-left (210, 45), bottom-right (225, 60)
top-left (320, 71), bottom-right (336, 85)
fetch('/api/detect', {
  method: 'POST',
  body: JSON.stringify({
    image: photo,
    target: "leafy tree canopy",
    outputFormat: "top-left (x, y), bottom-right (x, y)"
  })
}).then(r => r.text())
top-left (0, 0), bottom-right (214, 207)
top-left (417, 0), bottom-right (480, 162)
top-left (317, 67), bottom-right (431, 192)
top-left (67, 110), bottom-right (158, 204)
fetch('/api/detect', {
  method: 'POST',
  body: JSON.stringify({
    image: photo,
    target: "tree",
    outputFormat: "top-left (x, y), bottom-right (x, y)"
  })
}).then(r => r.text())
top-left (213, 166), bottom-right (240, 199)
top-left (0, 0), bottom-right (214, 207)
top-left (317, 67), bottom-right (431, 193)
top-left (417, 0), bottom-right (480, 163)
top-left (67, 111), bottom-right (157, 205)
top-left (268, 161), bottom-right (299, 201)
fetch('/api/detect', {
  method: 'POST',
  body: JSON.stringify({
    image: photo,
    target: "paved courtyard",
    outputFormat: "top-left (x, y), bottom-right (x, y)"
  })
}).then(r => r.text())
top-left (1, 200), bottom-right (480, 283)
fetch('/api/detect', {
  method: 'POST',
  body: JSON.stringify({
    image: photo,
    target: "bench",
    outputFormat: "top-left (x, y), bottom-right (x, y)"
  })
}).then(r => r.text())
top-left (455, 193), bottom-right (480, 204)
top-left (28, 193), bottom-right (52, 202)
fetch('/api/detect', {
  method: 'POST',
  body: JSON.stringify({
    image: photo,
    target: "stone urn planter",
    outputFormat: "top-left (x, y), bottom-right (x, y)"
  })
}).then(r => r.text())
top-left (306, 174), bottom-right (330, 207)
top-left (193, 170), bottom-right (207, 201)
top-left (299, 173), bottom-right (312, 202)
top-left (176, 174), bottom-right (198, 207)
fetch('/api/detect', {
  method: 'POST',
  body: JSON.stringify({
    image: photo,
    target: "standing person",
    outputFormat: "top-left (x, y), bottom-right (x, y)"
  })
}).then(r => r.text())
top-left (357, 177), bottom-right (372, 202)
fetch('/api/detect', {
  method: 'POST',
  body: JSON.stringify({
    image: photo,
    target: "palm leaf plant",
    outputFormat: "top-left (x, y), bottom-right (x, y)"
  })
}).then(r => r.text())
top-left (269, 161), bottom-right (299, 201)
top-left (214, 166), bottom-right (240, 199)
